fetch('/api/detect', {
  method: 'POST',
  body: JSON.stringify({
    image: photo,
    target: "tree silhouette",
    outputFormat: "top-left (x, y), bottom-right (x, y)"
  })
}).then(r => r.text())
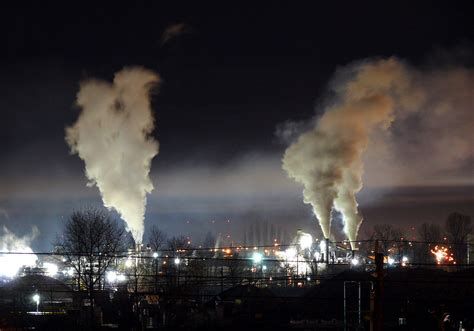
top-left (55, 208), bottom-right (127, 325)
top-left (445, 212), bottom-right (472, 264)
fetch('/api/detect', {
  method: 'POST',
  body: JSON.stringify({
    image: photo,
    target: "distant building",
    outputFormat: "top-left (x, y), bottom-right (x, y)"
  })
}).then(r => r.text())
top-left (0, 274), bottom-right (73, 312)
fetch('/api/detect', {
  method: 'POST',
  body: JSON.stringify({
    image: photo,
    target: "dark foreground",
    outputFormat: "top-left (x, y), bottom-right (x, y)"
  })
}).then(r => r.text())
top-left (1, 267), bottom-right (473, 330)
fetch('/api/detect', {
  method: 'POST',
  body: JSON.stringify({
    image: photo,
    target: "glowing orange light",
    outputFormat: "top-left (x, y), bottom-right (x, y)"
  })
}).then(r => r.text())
top-left (430, 245), bottom-right (455, 264)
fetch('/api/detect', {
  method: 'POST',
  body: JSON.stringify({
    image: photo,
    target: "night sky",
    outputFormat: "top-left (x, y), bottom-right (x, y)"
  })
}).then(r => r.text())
top-left (0, 2), bottom-right (473, 251)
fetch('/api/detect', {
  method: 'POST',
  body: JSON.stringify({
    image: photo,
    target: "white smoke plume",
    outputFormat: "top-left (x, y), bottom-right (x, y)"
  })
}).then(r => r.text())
top-left (365, 65), bottom-right (474, 187)
top-left (66, 67), bottom-right (160, 242)
top-left (161, 23), bottom-right (191, 45)
top-left (283, 57), bottom-right (474, 248)
top-left (0, 226), bottom-right (39, 278)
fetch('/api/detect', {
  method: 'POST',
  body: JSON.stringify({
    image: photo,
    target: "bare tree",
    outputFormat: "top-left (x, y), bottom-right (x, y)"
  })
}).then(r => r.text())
top-left (56, 208), bottom-right (127, 291)
top-left (167, 235), bottom-right (190, 255)
top-left (416, 223), bottom-right (444, 263)
top-left (202, 231), bottom-right (216, 248)
top-left (224, 252), bottom-right (247, 286)
top-left (124, 232), bottom-right (142, 293)
top-left (418, 223), bottom-right (443, 243)
top-left (55, 208), bottom-right (127, 322)
top-left (369, 224), bottom-right (405, 260)
top-left (136, 225), bottom-right (168, 293)
top-left (201, 231), bottom-right (216, 259)
top-left (445, 212), bottom-right (472, 263)
top-left (255, 222), bottom-right (262, 246)
top-left (148, 225), bottom-right (167, 252)
top-left (248, 224), bottom-right (255, 246)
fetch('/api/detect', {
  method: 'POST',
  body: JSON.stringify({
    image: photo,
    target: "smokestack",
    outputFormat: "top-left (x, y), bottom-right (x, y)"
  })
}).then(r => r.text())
top-left (66, 67), bottom-right (160, 242)
top-left (281, 53), bottom-right (473, 248)
top-left (326, 238), bottom-right (330, 264)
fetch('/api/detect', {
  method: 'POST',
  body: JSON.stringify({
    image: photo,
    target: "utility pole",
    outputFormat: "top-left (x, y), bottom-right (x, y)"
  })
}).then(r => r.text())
top-left (154, 257), bottom-right (158, 293)
top-left (344, 281), bottom-right (363, 331)
top-left (344, 282), bottom-right (347, 331)
top-left (220, 267), bottom-right (224, 293)
top-left (467, 239), bottom-right (471, 266)
top-left (371, 240), bottom-right (384, 331)
top-left (358, 281), bottom-right (362, 327)
top-left (77, 258), bottom-right (81, 291)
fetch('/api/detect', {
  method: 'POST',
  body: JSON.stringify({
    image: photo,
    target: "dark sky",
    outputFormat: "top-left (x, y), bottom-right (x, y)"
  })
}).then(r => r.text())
top-left (0, 2), bottom-right (473, 250)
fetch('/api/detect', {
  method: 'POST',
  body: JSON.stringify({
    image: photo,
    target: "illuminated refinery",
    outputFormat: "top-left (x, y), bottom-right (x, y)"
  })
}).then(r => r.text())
top-left (0, 3), bottom-right (472, 330)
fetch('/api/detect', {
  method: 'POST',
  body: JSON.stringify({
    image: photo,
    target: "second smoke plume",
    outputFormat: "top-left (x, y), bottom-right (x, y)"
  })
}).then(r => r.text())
top-left (283, 58), bottom-right (414, 248)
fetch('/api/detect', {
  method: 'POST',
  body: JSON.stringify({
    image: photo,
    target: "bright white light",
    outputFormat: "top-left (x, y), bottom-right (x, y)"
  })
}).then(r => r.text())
top-left (319, 240), bottom-right (327, 252)
top-left (107, 271), bottom-right (126, 282)
top-left (0, 226), bottom-right (38, 278)
top-left (351, 258), bottom-right (359, 266)
top-left (152, 252), bottom-right (159, 258)
top-left (106, 271), bottom-right (118, 283)
top-left (298, 233), bottom-right (313, 250)
top-left (43, 262), bottom-right (58, 277)
top-left (388, 257), bottom-right (395, 265)
top-left (262, 265), bottom-right (267, 271)
top-left (275, 246), bottom-right (311, 275)
top-left (314, 252), bottom-right (321, 261)
top-left (125, 259), bottom-right (133, 268)
top-left (174, 257), bottom-right (180, 265)
top-left (307, 276), bottom-right (311, 281)
top-left (402, 256), bottom-right (408, 263)
top-left (66, 267), bottom-right (75, 277)
top-left (32, 293), bottom-right (40, 312)
top-left (285, 248), bottom-right (297, 259)
top-left (252, 252), bottom-right (263, 264)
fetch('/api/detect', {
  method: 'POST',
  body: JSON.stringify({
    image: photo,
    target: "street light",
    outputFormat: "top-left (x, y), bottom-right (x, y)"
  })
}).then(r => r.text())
top-left (252, 252), bottom-right (263, 283)
top-left (153, 252), bottom-right (159, 293)
top-left (402, 256), bottom-right (408, 267)
top-left (388, 257), bottom-right (395, 266)
top-left (106, 271), bottom-right (118, 283)
top-left (252, 252), bottom-right (263, 264)
top-left (32, 293), bottom-right (40, 313)
top-left (174, 257), bottom-right (181, 287)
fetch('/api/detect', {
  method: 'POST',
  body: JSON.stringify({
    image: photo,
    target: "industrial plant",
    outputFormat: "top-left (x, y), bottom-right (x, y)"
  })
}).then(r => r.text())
top-left (1, 219), bottom-right (473, 330)
top-left (1, 1), bottom-right (473, 330)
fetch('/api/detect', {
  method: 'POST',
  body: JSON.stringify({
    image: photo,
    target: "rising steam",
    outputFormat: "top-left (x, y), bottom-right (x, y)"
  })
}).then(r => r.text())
top-left (0, 226), bottom-right (39, 277)
top-left (283, 57), bottom-right (473, 248)
top-left (66, 67), bottom-right (160, 242)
